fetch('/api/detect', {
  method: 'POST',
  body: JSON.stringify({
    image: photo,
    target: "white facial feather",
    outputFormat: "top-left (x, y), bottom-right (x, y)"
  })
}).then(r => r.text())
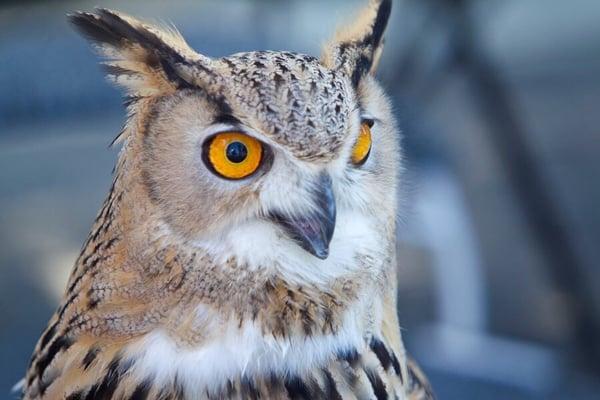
top-left (193, 205), bottom-right (384, 287)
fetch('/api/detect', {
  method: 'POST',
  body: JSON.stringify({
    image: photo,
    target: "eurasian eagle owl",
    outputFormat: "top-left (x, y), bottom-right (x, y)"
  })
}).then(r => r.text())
top-left (21, 0), bottom-right (433, 398)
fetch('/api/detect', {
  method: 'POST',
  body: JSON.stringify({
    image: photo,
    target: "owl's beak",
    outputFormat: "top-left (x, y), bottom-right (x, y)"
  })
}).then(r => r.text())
top-left (271, 173), bottom-right (336, 260)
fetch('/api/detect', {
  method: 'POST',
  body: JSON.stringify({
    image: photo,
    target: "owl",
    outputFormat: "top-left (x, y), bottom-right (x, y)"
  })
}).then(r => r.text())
top-left (20, 0), bottom-right (433, 399)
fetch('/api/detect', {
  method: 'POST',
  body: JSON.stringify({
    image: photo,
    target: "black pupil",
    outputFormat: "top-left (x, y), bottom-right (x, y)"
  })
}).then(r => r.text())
top-left (226, 141), bottom-right (248, 163)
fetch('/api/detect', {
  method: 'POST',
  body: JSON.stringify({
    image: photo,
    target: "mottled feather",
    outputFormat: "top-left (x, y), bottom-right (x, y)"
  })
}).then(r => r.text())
top-left (22, 1), bottom-right (433, 399)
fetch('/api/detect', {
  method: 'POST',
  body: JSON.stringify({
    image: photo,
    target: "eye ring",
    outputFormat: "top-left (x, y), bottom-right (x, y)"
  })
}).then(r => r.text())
top-left (351, 120), bottom-right (373, 166)
top-left (202, 132), bottom-right (264, 180)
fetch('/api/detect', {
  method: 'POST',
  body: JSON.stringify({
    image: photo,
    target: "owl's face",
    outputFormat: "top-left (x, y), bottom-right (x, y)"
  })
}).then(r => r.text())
top-left (72, 1), bottom-right (397, 268)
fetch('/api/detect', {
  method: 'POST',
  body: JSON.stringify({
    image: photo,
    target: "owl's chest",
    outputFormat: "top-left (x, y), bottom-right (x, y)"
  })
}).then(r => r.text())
top-left (126, 304), bottom-right (367, 389)
top-left (123, 330), bottom-right (406, 400)
top-left (118, 291), bottom-right (401, 399)
top-left (202, 337), bottom-right (407, 400)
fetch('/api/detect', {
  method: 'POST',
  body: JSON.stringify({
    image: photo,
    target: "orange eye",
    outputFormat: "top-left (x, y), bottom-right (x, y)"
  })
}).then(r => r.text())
top-left (205, 132), bottom-right (263, 180)
top-left (351, 121), bottom-right (372, 165)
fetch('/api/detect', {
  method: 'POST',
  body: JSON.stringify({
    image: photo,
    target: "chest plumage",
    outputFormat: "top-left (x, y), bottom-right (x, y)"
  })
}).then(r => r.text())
top-left (21, 1), bottom-right (433, 399)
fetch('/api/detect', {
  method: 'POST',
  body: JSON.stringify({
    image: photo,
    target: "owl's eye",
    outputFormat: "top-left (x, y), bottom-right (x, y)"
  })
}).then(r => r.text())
top-left (351, 120), bottom-right (373, 165)
top-left (204, 132), bottom-right (263, 180)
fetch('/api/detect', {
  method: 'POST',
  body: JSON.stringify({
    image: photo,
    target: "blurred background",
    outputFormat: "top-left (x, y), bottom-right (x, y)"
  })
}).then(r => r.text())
top-left (1, 0), bottom-right (599, 398)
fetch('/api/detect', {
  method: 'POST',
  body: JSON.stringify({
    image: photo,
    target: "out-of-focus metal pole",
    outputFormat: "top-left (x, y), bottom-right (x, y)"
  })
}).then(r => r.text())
top-left (393, 0), bottom-right (600, 371)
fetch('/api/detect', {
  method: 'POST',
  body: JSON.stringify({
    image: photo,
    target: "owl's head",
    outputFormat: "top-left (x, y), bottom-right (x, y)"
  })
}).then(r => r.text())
top-left (70, 0), bottom-right (399, 268)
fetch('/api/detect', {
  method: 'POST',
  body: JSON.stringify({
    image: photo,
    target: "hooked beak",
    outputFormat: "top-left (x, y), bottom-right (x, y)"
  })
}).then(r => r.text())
top-left (270, 173), bottom-right (336, 260)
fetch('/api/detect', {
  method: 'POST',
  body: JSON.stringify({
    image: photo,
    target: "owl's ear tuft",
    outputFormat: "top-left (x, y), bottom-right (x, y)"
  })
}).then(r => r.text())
top-left (69, 9), bottom-right (213, 96)
top-left (321, 0), bottom-right (392, 87)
